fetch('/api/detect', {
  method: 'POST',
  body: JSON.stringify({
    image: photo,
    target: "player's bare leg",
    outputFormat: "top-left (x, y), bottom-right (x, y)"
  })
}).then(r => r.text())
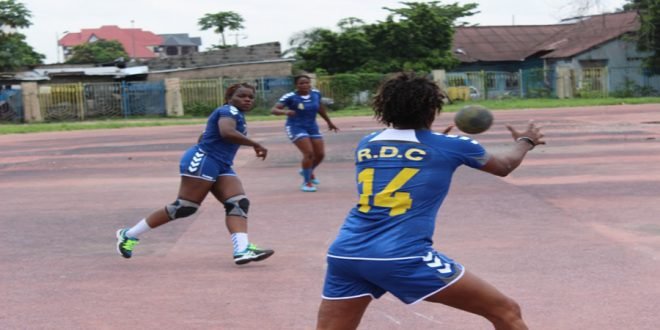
top-left (211, 175), bottom-right (247, 234)
top-left (212, 175), bottom-right (273, 264)
top-left (143, 176), bottom-right (212, 228)
top-left (316, 296), bottom-right (372, 330)
top-left (294, 137), bottom-right (317, 191)
top-left (309, 138), bottom-right (325, 184)
top-left (310, 138), bottom-right (325, 168)
top-left (425, 270), bottom-right (527, 330)
top-left (116, 176), bottom-right (211, 258)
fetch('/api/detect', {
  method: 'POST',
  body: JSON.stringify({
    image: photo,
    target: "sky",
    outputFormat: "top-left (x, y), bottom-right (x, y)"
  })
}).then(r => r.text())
top-left (17, 0), bottom-right (629, 64)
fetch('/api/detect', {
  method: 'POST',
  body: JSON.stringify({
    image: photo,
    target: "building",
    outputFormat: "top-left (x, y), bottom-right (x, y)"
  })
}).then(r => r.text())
top-left (450, 11), bottom-right (657, 98)
top-left (159, 34), bottom-right (202, 57)
top-left (59, 25), bottom-right (164, 61)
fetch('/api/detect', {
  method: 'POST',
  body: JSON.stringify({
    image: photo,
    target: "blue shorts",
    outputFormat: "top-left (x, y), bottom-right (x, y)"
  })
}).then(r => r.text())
top-left (285, 124), bottom-right (322, 142)
top-left (179, 146), bottom-right (236, 182)
top-left (322, 251), bottom-right (464, 304)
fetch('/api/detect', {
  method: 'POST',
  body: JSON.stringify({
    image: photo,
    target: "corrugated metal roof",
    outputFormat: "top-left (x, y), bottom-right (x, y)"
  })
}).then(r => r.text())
top-left (452, 11), bottom-right (639, 62)
top-left (453, 25), bottom-right (567, 62)
top-left (541, 11), bottom-right (639, 59)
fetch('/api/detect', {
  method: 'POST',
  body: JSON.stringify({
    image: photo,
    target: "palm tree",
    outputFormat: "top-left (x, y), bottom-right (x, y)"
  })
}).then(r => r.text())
top-left (198, 11), bottom-right (245, 48)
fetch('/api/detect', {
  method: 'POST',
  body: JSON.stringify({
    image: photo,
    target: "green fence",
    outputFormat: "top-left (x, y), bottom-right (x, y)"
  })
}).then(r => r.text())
top-left (180, 76), bottom-right (294, 116)
top-left (4, 66), bottom-right (659, 123)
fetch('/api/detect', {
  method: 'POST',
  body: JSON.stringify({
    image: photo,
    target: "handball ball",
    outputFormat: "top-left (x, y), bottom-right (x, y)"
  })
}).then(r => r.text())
top-left (454, 105), bottom-right (493, 134)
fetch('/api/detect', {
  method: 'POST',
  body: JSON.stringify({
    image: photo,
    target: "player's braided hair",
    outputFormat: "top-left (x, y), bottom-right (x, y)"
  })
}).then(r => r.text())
top-left (372, 72), bottom-right (445, 129)
top-left (224, 82), bottom-right (256, 104)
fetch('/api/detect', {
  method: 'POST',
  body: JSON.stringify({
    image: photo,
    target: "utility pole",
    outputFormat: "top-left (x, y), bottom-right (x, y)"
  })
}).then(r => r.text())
top-left (229, 33), bottom-right (247, 46)
top-left (131, 20), bottom-right (136, 60)
top-left (55, 31), bottom-right (68, 63)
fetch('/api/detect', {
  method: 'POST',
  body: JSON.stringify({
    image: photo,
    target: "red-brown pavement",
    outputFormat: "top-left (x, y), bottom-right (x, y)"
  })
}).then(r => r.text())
top-left (1, 104), bottom-right (659, 329)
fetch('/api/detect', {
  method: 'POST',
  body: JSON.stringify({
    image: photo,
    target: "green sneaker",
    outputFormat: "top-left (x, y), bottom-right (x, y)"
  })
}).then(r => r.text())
top-left (233, 243), bottom-right (274, 265)
top-left (116, 228), bottom-right (139, 259)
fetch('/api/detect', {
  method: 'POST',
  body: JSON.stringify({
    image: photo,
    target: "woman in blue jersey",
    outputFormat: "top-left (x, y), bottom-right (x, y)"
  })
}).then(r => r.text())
top-left (116, 83), bottom-right (274, 265)
top-left (271, 75), bottom-right (339, 192)
top-left (316, 73), bottom-right (545, 330)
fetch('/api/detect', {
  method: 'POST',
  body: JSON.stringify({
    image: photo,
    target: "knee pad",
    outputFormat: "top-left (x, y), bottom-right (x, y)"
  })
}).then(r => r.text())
top-left (165, 199), bottom-right (199, 220)
top-left (224, 195), bottom-right (249, 218)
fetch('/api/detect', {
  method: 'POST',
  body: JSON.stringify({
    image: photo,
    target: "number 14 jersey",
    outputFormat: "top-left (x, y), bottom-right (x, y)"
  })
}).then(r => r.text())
top-left (328, 128), bottom-right (489, 259)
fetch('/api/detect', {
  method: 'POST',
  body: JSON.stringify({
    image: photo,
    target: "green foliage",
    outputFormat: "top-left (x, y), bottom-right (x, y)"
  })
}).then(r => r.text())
top-left (623, 0), bottom-right (660, 69)
top-left (66, 40), bottom-right (129, 65)
top-left (318, 73), bottom-right (385, 109)
top-left (0, 32), bottom-right (43, 70)
top-left (0, 0), bottom-right (30, 30)
top-left (183, 101), bottom-right (216, 117)
top-left (0, 0), bottom-right (43, 70)
top-left (198, 11), bottom-right (244, 47)
top-left (292, 1), bottom-right (477, 74)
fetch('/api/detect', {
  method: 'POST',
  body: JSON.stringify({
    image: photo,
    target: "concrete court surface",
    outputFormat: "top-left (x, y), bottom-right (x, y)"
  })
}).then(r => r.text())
top-left (1, 103), bottom-right (659, 329)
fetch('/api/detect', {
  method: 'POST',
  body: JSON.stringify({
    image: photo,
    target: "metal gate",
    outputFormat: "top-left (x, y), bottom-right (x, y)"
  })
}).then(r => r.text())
top-left (121, 81), bottom-right (166, 117)
top-left (0, 89), bottom-right (23, 123)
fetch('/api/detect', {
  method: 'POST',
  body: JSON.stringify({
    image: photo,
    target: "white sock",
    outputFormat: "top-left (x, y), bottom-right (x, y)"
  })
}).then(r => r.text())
top-left (231, 232), bottom-right (249, 253)
top-left (125, 219), bottom-right (151, 238)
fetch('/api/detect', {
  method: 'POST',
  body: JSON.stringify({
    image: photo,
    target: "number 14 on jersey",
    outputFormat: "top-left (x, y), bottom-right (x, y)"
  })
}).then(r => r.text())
top-left (357, 167), bottom-right (419, 216)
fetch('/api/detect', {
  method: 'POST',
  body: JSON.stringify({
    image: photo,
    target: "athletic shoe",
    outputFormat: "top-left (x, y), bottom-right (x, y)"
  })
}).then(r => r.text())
top-left (299, 169), bottom-right (320, 185)
top-left (300, 182), bottom-right (317, 192)
top-left (233, 243), bottom-right (274, 265)
top-left (116, 228), bottom-right (139, 259)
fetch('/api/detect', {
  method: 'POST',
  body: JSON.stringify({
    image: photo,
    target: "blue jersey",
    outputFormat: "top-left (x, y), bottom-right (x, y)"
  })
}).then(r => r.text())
top-left (328, 129), bottom-right (489, 259)
top-left (197, 104), bottom-right (247, 165)
top-left (278, 89), bottom-right (322, 127)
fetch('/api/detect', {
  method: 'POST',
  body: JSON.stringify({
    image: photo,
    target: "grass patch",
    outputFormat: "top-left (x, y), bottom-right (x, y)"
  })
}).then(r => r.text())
top-left (2, 97), bottom-right (658, 135)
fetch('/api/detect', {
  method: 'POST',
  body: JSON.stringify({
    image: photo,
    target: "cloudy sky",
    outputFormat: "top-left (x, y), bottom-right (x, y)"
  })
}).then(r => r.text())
top-left (18, 0), bottom-right (628, 64)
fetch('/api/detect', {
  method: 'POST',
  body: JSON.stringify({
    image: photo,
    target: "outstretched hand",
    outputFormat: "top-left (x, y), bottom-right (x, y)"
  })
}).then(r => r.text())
top-left (328, 122), bottom-right (339, 132)
top-left (506, 120), bottom-right (545, 147)
top-left (253, 144), bottom-right (268, 160)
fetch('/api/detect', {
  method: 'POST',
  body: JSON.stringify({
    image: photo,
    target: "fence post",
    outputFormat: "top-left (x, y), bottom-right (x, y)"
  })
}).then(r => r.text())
top-left (218, 77), bottom-right (224, 104)
top-left (77, 82), bottom-right (85, 121)
top-left (21, 82), bottom-right (42, 123)
top-left (164, 78), bottom-right (184, 116)
top-left (121, 81), bottom-right (129, 118)
top-left (481, 70), bottom-right (487, 100)
top-left (519, 69), bottom-right (524, 98)
top-left (432, 69), bottom-right (447, 90)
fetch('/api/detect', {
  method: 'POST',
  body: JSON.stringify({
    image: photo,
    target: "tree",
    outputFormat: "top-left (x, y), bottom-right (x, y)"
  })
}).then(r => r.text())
top-left (292, 1), bottom-right (478, 74)
top-left (0, 32), bottom-right (43, 70)
top-left (0, 0), bottom-right (43, 71)
top-left (198, 11), bottom-right (244, 48)
top-left (623, 0), bottom-right (660, 69)
top-left (66, 40), bottom-right (128, 65)
top-left (0, 0), bottom-right (30, 30)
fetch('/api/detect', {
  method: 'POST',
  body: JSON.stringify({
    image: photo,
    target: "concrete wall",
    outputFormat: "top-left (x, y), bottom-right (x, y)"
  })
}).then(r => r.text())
top-left (147, 60), bottom-right (294, 81)
top-left (146, 42), bottom-right (283, 70)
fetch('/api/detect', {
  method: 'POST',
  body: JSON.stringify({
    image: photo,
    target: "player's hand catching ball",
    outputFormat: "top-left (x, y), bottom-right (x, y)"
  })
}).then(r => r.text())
top-left (506, 120), bottom-right (545, 150)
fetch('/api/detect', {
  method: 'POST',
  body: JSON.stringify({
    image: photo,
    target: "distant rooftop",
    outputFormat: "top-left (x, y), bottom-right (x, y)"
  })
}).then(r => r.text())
top-left (159, 34), bottom-right (202, 47)
top-left (452, 11), bottom-right (640, 62)
top-left (60, 25), bottom-right (164, 59)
